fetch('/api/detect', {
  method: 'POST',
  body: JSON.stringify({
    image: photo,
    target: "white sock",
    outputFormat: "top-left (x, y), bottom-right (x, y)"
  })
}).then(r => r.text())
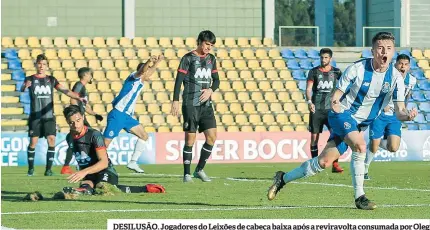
top-left (379, 139), bottom-right (388, 151)
top-left (131, 138), bottom-right (146, 162)
top-left (283, 157), bottom-right (324, 183)
top-left (350, 151), bottom-right (366, 199)
top-left (364, 149), bottom-right (375, 174)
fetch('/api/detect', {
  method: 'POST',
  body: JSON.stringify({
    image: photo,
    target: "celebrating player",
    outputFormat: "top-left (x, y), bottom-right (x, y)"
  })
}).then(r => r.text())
top-left (267, 32), bottom-right (417, 210)
top-left (103, 55), bottom-right (164, 173)
top-left (61, 67), bottom-right (104, 175)
top-left (20, 54), bottom-right (86, 176)
top-left (62, 105), bottom-right (165, 195)
top-left (364, 54), bottom-right (417, 180)
top-left (171, 30), bottom-right (220, 183)
top-left (306, 48), bottom-right (344, 173)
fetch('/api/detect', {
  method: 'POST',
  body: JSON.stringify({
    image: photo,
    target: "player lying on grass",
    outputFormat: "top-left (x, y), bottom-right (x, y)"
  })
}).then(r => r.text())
top-left (62, 105), bottom-right (165, 195)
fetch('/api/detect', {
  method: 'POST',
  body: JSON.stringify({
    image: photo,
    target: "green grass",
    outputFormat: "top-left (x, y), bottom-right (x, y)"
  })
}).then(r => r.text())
top-left (2, 162), bottom-right (430, 229)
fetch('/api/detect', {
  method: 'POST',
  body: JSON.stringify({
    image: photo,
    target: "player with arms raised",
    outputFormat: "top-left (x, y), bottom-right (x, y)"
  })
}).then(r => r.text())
top-left (364, 54), bottom-right (417, 180)
top-left (171, 30), bottom-right (220, 183)
top-left (267, 32), bottom-right (417, 210)
top-left (20, 54), bottom-right (86, 176)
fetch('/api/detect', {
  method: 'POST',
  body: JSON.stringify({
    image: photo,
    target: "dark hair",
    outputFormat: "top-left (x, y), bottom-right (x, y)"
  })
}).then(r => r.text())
top-left (319, 48), bottom-right (333, 57)
top-left (372, 32), bottom-right (395, 46)
top-left (197, 30), bottom-right (216, 45)
top-left (136, 63), bottom-right (145, 71)
top-left (36, 54), bottom-right (48, 63)
top-left (63, 105), bottom-right (82, 120)
top-left (78, 67), bottom-right (92, 79)
top-left (396, 54), bottom-right (410, 63)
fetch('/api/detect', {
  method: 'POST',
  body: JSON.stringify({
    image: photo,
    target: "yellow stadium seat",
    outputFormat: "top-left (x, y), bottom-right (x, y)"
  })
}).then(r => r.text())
top-left (303, 113), bottom-right (310, 123)
top-left (250, 38), bottom-right (263, 47)
top-left (221, 60), bottom-right (234, 69)
top-left (216, 49), bottom-right (229, 59)
top-left (168, 59), bottom-right (180, 70)
top-left (93, 37), bottom-right (106, 48)
top-left (148, 103), bottom-right (161, 114)
top-left (248, 60), bottom-right (260, 69)
top-left (2, 63), bottom-right (7, 70)
top-left (2, 108), bottom-right (23, 115)
top-left (164, 80), bottom-right (174, 91)
top-left (257, 102), bottom-right (270, 113)
top-left (1, 73), bottom-right (11, 80)
top-left (211, 91), bottom-right (222, 101)
top-left (290, 114), bottom-right (302, 123)
top-left (278, 91), bottom-right (291, 102)
top-left (269, 49), bottom-right (281, 59)
top-left (160, 70), bottom-right (173, 80)
top-left (251, 91), bottom-right (264, 101)
top-left (93, 104), bottom-right (107, 115)
top-left (221, 114), bottom-right (235, 125)
top-left (219, 81), bottom-right (232, 91)
top-left (412, 49), bottom-right (423, 59)
top-left (265, 70), bottom-right (278, 80)
top-left (282, 125), bottom-right (294, 132)
top-left (123, 49), bottom-right (136, 59)
top-left (83, 49), bottom-right (96, 59)
top-left (284, 102), bottom-right (296, 113)
top-left (156, 92), bottom-right (170, 102)
top-left (2, 120), bottom-right (28, 126)
top-left (120, 70), bottom-right (131, 80)
top-left (272, 80), bottom-right (285, 91)
top-left (224, 38), bottom-right (237, 47)
top-left (258, 81), bottom-right (271, 91)
top-left (102, 59), bottom-right (115, 71)
top-left (227, 126), bottom-right (240, 132)
top-left (152, 114), bottom-right (166, 125)
top-left (2, 37), bottom-right (13, 48)
top-left (172, 126), bottom-right (182, 132)
top-left (232, 81), bottom-right (245, 92)
top-left (106, 37), bottom-right (119, 47)
top-left (271, 102), bottom-right (283, 113)
top-left (235, 114), bottom-right (248, 125)
top-left (215, 37), bottom-right (224, 48)
top-left (241, 125), bottom-right (253, 132)
top-left (44, 49), bottom-right (57, 59)
top-left (279, 70), bottom-right (292, 80)
top-left (159, 37), bottom-right (172, 47)
top-left (115, 60), bottom-right (128, 70)
top-left (158, 126), bottom-right (170, 132)
top-left (15, 37), bottom-right (27, 47)
top-left (146, 37), bottom-right (159, 48)
top-left (138, 114), bottom-right (151, 123)
top-left (67, 37), bottom-right (80, 47)
top-left (128, 59), bottom-right (140, 70)
top-left (135, 104), bottom-right (147, 115)
top-left (418, 60), bottom-right (429, 69)
top-left (261, 60), bottom-right (274, 69)
top-left (242, 49), bottom-right (255, 59)
top-left (237, 37), bottom-right (250, 47)
top-left (295, 125), bottom-right (307, 131)
top-left (291, 91), bottom-right (304, 101)
top-left (119, 37), bottom-right (132, 48)
top-left (109, 81), bottom-right (121, 93)
top-left (66, 70), bottom-right (79, 80)
top-left (49, 60), bottom-right (62, 70)
top-left (97, 49), bottom-right (110, 59)
top-left (151, 81), bottom-right (165, 91)
top-left (172, 37), bottom-right (185, 47)
top-left (230, 49), bottom-right (242, 59)
top-left (243, 103), bottom-right (256, 113)
top-left (297, 102), bottom-right (308, 112)
top-left (249, 114), bottom-right (262, 124)
top-left (1, 96), bottom-right (19, 103)
top-left (276, 114), bottom-right (289, 123)
top-left (251, 70), bottom-right (263, 80)
top-left (132, 37), bottom-right (145, 47)
top-left (89, 92), bottom-right (101, 102)
top-left (150, 49), bottom-right (162, 57)
top-left (31, 49), bottom-right (43, 59)
top-left (255, 49), bottom-right (268, 59)
top-left (28, 37), bottom-right (40, 47)
top-left (106, 71), bottom-right (119, 81)
top-left (224, 92), bottom-right (237, 102)
top-left (185, 37), bottom-right (197, 47)
top-left (80, 37), bottom-right (93, 47)
top-left (137, 49), bottom-right (150, 59)
top-left (111, 49), bottom-right (123, 59)
top-left (268, 125), bottom-right (281, 132)
top-left (230, 103), bottom-right (242, 114)
top-left (164, 49), bottom-right (176, 59)
top-left (285, 81), bottom-right (298, 90)
top-left (237, 92), bottom-right (250, 102)
top-left (60, 60), bottom-right (73, 70)
top-left (263, 38), bottom-right (275, 47)
top-left (274, 60), bottom-right (286, 69)
top-left (93, 71), bottom-right (105, 81)
top-left (102, 92), bottom-right (114, 102)
top-left (177, 49), bottom-right (188, 58)
top-left (54, 37), bottom-right (67, 47)
top-left (263, 114), bottom-right (276, 124)
top-left (86, 82), bottom-right (97, 92)
top-left (264, 92), bottom-right (277, 102)
top-left (89, 60), bottom-right (101, 70)
top-left (235, 60), bottom-right (247, 70)
top-left (58, 49), bottom-right (71, 59)
top-left (216, 103), bottom-right (229, 113)
top-left (166, 115), bottom-right (179, 124)
top-left (22, 60), bottom-right (35, 70)
top-left (216, 125), bottom-right (225, 132)
top-left (145, 127), bottom-right (156, 133)
top-left (18, 49), bottom-right (31, 59)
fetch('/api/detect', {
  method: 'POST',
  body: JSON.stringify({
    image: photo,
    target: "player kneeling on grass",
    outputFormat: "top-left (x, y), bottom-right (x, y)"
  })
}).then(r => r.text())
top-left (62, 105), bottom-right (165, 195)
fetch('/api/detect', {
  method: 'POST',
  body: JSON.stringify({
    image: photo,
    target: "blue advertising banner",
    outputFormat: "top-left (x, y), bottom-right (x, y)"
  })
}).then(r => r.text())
top-left (1, 132), bottom-right (156, 166)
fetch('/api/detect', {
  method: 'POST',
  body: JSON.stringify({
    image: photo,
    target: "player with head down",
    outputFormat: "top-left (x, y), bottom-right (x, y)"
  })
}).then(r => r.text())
top-left (267, 32), bottom-right (417, 210)
top-left (364, 54), bottom-right (417, 180)
top-left (171, 30), bottom-right (220, 183)
top-left (103, 55), bottom-right (164, 173)
top-left (62, 105), bottom-right (165, 195)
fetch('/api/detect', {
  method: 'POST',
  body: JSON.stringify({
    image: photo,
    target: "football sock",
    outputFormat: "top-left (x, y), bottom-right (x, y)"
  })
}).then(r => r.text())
top-left (364, 149), bottom-right (375, 174)
top-left (283, 157), bottom-right (323, 183)
top-left (46, 146), bottom-right (55, 171)
top-left (27, 147), bottom-right (35, 170)
top-left (310, 145), bottom-right (318, 158)
top-left (131, 138), bottom-right (146, 162)
top-left (350, 151), bottom-right (366, 199)
top-left (196, 143), bottom-right (213, 172)
top-left (183, 145), bottom-right (193, 175)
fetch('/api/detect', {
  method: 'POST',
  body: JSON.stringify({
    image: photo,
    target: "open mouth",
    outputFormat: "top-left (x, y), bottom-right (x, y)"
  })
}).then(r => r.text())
top-left (382, 56), bottom-right (388, 63)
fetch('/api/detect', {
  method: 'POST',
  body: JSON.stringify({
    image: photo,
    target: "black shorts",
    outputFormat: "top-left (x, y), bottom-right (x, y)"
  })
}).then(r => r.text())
top-left (182, 105), bottom-right (217, 133)
top-left (84, 168), bottom-right (118, 185)
top-left (309, 110), bottom-right (330, 134)
top-left (28, 117), bottom-right (57, 137)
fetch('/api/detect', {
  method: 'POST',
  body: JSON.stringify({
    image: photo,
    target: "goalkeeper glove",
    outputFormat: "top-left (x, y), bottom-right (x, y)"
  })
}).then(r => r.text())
top-left (95, 114), bottom-right (103, 121)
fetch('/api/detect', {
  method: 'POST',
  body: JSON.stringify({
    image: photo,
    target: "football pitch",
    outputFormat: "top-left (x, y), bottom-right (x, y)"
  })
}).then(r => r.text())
top-left (2, 162), bottom-right (430, 229)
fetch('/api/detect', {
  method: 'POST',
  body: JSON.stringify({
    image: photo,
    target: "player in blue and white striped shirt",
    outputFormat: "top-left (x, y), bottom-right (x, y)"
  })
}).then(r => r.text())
top-left (267, 32), bottom-right (418, 210)
top-left (103, 55), bottom-right (164, 173)
top-left (364, 54), bottom-right (417, 180)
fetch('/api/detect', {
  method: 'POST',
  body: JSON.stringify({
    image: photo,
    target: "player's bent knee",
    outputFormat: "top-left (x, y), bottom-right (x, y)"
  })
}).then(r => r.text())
top-left (352, 142), bottom-right (367, 153)
top-left (317, 157), bottom-right (332, 169)
top-left (47, 136), bottom-right (56, 146)
top-left (387, 144), bottom-right (399, 152)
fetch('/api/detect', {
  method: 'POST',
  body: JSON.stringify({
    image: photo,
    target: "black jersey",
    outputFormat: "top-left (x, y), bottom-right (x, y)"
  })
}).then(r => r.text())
top-left (72, 81), bottom-right (88, 114)
top-left (66, 127), bottom-right (114, 171)
top-left (178, 52), bottom-right (218, 106)
top-left (24, 75), bottom-right (60, 119)
top-left (307, 66), bottom-right (342, 110)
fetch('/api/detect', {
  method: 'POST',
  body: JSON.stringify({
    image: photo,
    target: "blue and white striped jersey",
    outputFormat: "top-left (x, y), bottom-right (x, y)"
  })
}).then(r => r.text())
top-left (337, 58), bottom-right (405, 125)
top-left (111, 72), bottom-right (144, 116)
top-left (384, 72), bottom-right (417, 115)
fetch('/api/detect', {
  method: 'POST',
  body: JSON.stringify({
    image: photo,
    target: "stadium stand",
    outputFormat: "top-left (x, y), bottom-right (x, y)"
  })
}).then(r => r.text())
top-left (1, 37), bottom-right (429, 133)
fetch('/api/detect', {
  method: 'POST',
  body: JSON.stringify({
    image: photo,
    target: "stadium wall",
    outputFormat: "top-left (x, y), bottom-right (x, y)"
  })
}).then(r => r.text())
top-left (1, 0), bottom-right (122, 37)
top-left (2, 131), bottom-right (430, 166)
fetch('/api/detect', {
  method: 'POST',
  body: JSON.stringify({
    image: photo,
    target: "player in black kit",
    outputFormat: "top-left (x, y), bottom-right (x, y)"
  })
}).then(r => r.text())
top-left (171, 30), bottom-right (220, 183)
top-left (305, 48), bottom-right (344, 173)
top-left (20, 54), bottom-right (86, 176)
top-left (61, 67), bottom-right (104, 175)
top-left (63, 105), bottom-right (165, 195)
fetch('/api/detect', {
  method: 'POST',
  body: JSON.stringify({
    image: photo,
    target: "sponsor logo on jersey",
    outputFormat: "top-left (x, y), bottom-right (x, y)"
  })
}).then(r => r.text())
top-left (316, 80), bottom-right (333, 90)
top-left (382, 82), bottom-right (390, 93)
top-left (34, 85), bottom-right (52, 97)
top-left (344, 122), bottom-right (351, 130)
top-left (194, 68), bottom-right (211, 79)
top-left (75, 151), bottom-right (91, 166)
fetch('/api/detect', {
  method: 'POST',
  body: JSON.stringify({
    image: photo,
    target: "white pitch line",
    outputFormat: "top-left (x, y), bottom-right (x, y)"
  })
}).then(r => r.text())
top-left (125, 173), bottom-right (430, 193)
top-left (3, 204), bottom-right (430, 215)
